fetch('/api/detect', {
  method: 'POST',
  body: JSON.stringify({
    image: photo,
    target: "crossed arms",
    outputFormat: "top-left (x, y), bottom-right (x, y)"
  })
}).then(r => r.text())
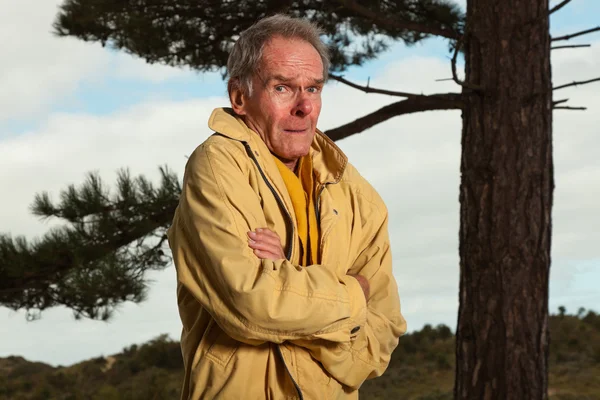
top-left (168, 142), bottom-right (406, 388)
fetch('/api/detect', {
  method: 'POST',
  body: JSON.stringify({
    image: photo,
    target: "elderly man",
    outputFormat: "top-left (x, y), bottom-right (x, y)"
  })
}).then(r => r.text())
top-left (168, 14), bottom-right (406, 400)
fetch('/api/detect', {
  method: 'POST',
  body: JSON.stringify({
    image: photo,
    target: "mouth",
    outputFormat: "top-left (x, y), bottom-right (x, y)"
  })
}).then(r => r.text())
top-left (283, 128), bottom-right (308, 134)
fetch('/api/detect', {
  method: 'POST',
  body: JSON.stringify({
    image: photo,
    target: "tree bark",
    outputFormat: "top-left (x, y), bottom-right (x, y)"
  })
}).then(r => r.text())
top-left (455, 1), bottom-right (553, 399)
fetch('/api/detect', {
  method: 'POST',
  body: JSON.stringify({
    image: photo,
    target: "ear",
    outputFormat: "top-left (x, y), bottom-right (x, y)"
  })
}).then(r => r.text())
top-left (228, 79), bottom-right (247, 115)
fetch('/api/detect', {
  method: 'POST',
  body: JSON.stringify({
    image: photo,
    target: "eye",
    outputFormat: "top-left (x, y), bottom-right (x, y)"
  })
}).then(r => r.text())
top-left (307, 87), bottom-right (320, 94)
top-left (274, 85), bottom-right (286, 92)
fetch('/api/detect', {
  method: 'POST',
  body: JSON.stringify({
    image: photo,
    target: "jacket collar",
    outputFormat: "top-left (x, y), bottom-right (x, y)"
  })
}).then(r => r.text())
top-left (208, 107), bottom-right (347, 185)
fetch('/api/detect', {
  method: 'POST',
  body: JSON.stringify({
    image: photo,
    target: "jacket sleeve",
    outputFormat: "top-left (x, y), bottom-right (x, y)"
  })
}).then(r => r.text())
top-left (168, 142), bottom-right (367, 346)
top-left (291, 198), bottom-right (407, 389)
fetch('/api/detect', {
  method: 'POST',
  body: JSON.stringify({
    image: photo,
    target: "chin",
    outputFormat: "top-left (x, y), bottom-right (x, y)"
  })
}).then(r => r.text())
top-left (273, 139), bottom-right (313, 160)
top-left (294, 147), bottom-right (311, 158)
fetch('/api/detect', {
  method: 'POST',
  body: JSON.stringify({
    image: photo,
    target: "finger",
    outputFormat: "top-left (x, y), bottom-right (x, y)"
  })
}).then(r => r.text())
top-left (248, 237), bottom-right (285, 259)
top-left (248, 239), bottom-right (280, 253)
top-left (253, 248), bottom-right (281, 260)
top-left (256, 228), bottom-right (281, 239)
top-left (248, 230), bottom-right (281, 247)
top-left (251, 228), bottom-right (280, 241)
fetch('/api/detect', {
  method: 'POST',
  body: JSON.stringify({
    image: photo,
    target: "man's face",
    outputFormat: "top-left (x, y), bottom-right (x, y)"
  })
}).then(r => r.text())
top-left (231, 36), bottom-right (324, 169)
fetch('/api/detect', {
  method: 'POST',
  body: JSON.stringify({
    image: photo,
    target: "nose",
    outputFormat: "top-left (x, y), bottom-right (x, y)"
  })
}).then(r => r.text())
top-left (291, 96), bottom-right (313, 117)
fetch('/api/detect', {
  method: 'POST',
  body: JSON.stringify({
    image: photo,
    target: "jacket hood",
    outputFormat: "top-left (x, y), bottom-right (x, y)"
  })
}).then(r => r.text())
top-left (208, 107), bottom-right (348, 184)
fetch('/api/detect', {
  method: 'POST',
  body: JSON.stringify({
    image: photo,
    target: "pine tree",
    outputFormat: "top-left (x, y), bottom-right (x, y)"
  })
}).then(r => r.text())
top-left (2, 0), bottom-right (466, 319)
top-left (2, 1), bottom-right (599, 397)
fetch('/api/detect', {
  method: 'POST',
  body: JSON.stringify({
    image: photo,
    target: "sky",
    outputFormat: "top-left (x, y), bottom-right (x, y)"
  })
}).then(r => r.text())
top-left (1, 0), bottom-right (599, 367)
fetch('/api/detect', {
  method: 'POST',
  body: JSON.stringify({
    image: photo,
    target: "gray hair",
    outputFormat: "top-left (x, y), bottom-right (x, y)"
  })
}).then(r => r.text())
top-left (226, 14), bottom-right (330, 96)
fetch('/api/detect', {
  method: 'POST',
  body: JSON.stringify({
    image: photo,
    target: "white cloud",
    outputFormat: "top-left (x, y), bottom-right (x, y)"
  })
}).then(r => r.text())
top-left (0, 0), bottom-right (197, 124)
top-left (0, 0), bottom-right (107, 122)
top-left (1, 1), bottom-right (599, 367)
top-left (109, 51), bottom-right (199, 83)
top-left (0, 97), bottom-right (228, 239)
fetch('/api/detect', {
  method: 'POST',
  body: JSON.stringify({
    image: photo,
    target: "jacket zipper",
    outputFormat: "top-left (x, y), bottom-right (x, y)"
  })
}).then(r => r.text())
top-left (276, 345), bottom-right (304, 400)
top-left (242, 142), bottom-right (303, 400)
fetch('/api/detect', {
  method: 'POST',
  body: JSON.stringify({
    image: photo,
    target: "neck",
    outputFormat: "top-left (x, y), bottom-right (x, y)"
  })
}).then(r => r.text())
top-left (276, 156), bottom-right (298, 171)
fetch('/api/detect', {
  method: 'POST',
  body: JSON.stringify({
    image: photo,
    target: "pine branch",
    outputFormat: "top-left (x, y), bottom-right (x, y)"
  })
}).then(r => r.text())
top-left (552, 26), bottom-right (600, 42)
top-left (552, 97), bottom-right (588, 111)
top-left (549, 0), bottom-right (572, 15)
top-left (0, 167), bottom-right (181, 320)
top-left (333, 0), bottom-right (459, 39)
top-left (324, 93), bottom-right (463, 141)
top-left (330, 74), bottom-right (430, 98)
top-left (451, 34), bottom-right (483, 91)
top-left (553, 77), bottom-right (600, 90)
top-left (554, 106), bottom-right (587, 110)
top-left (551, 44), bottom-right (591, 50)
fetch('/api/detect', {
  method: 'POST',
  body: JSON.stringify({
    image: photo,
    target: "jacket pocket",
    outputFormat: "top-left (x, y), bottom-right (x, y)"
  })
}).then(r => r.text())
top-left (204, 321), bottom-right (239, 368)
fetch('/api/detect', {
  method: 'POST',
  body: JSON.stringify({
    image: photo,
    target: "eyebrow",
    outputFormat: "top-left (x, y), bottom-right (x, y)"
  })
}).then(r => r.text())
top-left (266, 74), bottom-right (325, 85)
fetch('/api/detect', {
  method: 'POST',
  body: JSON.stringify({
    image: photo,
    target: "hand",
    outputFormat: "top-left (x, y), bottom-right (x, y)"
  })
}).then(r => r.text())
top-left (349, 274), bottom-right (370, 302)
top-left (247, 228), bottom-right (285, 260)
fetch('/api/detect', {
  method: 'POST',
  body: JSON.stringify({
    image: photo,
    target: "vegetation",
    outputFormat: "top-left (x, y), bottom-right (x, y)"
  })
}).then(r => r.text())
top-left (1, 309), bottom-right (599, 399)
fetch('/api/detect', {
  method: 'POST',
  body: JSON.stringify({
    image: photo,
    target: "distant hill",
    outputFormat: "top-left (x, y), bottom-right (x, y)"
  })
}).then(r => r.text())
top-left (1, 308), bottom-right (599, 400)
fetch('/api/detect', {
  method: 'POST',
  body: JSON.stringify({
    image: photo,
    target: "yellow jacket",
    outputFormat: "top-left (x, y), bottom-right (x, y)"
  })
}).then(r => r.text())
top-left (168, 108), bottom-right (407, 399)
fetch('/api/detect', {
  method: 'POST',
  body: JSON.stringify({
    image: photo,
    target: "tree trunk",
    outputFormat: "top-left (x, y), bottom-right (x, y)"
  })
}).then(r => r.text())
top-left (455, 1), bottom-right (553, 399)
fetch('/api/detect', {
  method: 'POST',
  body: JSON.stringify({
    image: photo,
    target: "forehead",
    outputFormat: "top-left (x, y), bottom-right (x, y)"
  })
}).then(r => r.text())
top-left (258, 36), bottom-right (324, 79)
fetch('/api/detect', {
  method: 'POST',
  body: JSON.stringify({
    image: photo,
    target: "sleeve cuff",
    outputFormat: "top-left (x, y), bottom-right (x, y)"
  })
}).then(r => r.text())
top-left (346, 275), bottom-right (368, 339)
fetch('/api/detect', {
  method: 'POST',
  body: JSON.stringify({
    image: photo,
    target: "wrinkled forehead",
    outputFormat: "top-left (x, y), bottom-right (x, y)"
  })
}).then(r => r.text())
top-left (255, 36), bottom-right (324, 81)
